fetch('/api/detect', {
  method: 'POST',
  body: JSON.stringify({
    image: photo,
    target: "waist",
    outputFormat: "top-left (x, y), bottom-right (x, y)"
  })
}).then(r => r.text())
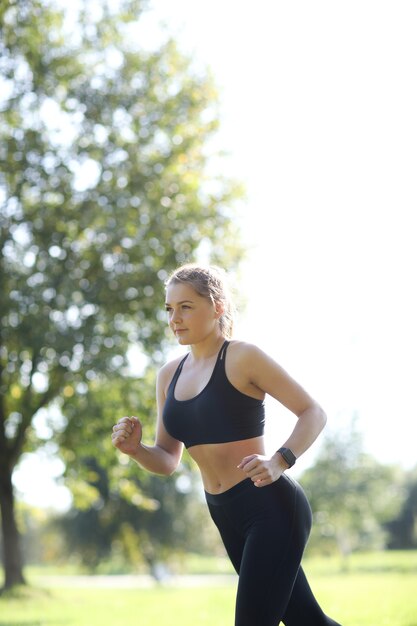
top-left (205, 477), bottom-right (254, 504)
top-left (189, 436), bottom-right (265, 495)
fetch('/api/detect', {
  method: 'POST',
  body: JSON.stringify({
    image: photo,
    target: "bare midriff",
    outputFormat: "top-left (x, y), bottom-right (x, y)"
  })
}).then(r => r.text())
top-left (188, 436), bottom-right (266, 494)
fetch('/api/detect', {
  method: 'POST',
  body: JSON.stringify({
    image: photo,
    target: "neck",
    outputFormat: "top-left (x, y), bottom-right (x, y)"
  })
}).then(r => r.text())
top-left (189, 333), bottom-right (226, 361)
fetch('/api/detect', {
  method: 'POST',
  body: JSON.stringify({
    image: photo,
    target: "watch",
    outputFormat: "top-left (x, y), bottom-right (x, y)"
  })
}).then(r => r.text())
top-left (277, 447), bottom-right (296, 468)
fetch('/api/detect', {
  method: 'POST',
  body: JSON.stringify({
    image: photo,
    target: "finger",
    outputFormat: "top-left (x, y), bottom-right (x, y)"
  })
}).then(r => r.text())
top-left (112, 426), bottom-right (131, 444)
top-left (126, 417), bottom-right (141, 432)
top-left (253, 468), bottom-right (271, 482)
top-left (113, 420), bottom-right (134, 433)
top-left (243, 461), bottom-right (267, 477)
top-left (246, 467), bottom-right (262, 479)
top-left (112, 431), bottom-right (126, 444)
top-left (112, 428), bottom-right (129, 440)
top-left (237, 454), bottom-right (258, 470)
top-left (254, 477), bottom-right (271, 487)
top-left (114, 428), bottom-right (132, 443)
top-left (113, 424), bottom-right (129, 435)
top-left (112, 434), bottom-right (124, 447)
top-left (250, 468), bottom-right (267, 482)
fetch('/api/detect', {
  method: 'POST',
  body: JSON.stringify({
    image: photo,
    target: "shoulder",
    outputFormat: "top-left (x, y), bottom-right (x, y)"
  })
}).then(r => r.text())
top-left (227, 340), bottom-right (268, 362)
top-left (157, 353), bottom-right (188, 394)
top-left (227, 340), bottom-right (272, 375)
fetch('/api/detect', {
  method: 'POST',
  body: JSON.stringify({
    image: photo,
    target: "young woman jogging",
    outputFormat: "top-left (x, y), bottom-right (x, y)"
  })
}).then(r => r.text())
top-left (112, 263), bottom-right (342, 626)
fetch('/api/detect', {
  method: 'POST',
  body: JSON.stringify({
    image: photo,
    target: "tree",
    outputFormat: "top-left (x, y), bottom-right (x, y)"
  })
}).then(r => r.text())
top-left (55, 371), bottom-right (223, 573)
top-left (301, 420), bottom-right (404, 565)
top-left (385, 470), bottom-right (417, 549)
top-left (53, 353), bottom-right (225, 574)
top-left (0, 0), bottom-right (243, 589)
top-left (55, 459), bottom-right (220, 576)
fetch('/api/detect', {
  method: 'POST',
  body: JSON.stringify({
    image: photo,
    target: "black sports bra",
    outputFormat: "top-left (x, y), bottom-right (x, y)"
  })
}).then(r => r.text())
top-left (163, 341), bottom-right (265, 449)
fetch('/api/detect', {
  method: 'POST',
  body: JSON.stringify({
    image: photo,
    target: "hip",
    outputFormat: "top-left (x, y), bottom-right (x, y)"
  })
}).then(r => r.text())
top-left (205, 474), bottom-right (313, 535)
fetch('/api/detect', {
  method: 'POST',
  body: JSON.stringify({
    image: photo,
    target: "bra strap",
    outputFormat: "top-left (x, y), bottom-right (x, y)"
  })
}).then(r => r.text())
top-left (170, 353), bottom-right (189, 388)
top-left (219, 340), bottom-right (229, 360)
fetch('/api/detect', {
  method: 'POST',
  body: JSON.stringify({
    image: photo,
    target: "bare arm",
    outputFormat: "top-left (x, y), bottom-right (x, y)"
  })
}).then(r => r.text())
top-left (112, 364), bottom-right (183, 476)
top-left (251, 347), bottom-right (326, 458)
top-left (236, 343), bottom-right (326, 485)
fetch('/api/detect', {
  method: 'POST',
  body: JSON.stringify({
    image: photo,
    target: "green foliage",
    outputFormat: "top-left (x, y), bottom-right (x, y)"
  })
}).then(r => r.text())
top-left (54, 462), bottom-right (221, 572)
top-left (301, 420), bottom-right (406, 558)
top-left (49, 371), bottom-right (220, 570)
top-left (1, 0), bottom-right (243, 455)
top-left (385, 468), bottom-right (417, 549)
top-left (0, 0), bottom-right (243, 587)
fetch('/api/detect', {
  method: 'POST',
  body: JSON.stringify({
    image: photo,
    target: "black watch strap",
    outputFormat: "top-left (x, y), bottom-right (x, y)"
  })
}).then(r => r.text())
top-left (277, 447), bottom-right (296, 468)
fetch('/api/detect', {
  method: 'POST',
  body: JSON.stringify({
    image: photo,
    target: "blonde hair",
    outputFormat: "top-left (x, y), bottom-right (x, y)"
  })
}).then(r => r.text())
top-left (165, 264), bottom-right (235, 339)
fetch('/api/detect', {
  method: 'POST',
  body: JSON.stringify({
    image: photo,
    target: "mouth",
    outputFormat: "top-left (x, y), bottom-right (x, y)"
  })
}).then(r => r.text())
top-left (174, 329), bottom-right (187, 334)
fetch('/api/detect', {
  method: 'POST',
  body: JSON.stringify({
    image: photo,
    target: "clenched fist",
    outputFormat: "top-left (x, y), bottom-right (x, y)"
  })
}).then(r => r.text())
top-left (112, 416), bottom-right (142, 456)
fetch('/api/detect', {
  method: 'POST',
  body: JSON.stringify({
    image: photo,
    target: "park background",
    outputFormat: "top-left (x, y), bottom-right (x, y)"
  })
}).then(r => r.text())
top-left (1, 1), bottom-right (416, 624)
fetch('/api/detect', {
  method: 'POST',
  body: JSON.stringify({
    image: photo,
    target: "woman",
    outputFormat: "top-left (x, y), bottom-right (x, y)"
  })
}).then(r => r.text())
top-left (112, 264), bottom-right (342, 626)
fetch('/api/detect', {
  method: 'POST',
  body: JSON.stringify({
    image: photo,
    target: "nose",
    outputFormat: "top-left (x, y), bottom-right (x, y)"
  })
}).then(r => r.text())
top-left (171, 308), bottom-right (182, 325)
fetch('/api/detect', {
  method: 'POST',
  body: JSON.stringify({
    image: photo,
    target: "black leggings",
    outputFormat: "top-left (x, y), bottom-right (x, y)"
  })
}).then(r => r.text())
top-left (205, 475), bottom-right (342, 626)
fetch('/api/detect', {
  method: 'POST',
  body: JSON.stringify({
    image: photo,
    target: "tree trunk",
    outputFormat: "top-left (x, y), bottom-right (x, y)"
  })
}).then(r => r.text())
top-left (0, 466), bottom-right (26, 589)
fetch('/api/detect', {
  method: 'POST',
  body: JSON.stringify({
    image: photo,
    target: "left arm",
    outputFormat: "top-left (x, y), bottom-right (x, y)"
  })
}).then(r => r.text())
top-left (236, 343), bottom-right (327, 486)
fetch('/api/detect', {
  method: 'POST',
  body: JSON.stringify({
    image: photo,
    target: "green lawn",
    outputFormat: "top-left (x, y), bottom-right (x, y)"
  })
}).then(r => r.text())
top-left (1, 552), bottom-right (416, 626)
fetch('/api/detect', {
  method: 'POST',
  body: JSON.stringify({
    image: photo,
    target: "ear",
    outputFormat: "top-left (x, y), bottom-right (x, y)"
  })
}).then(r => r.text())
top-left (214, 302), bottom-right (225, 319)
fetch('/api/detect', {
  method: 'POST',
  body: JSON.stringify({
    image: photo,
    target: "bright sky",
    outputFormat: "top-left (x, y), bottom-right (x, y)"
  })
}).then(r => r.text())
top-left (14, 0), bottom-right (417, 510)
top-left (142, 0), bottom-right (417, 472)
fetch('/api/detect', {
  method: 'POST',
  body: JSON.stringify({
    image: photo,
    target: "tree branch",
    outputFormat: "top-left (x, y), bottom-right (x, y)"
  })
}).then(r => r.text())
top-left (9, 355), bottom-right (65, 468)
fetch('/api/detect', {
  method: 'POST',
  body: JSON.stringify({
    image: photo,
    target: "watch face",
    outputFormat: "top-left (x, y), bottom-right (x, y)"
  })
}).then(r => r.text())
top-left (280, 448), bottom-right (296, 467)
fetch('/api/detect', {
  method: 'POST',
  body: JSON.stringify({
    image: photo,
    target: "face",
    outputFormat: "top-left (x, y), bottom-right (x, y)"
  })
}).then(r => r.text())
top-left (165, 282), bottom-right (222, 345)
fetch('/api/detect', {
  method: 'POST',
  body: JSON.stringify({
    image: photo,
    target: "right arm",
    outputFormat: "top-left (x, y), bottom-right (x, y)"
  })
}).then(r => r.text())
top-left (112, 363), bottom-right (183, 476)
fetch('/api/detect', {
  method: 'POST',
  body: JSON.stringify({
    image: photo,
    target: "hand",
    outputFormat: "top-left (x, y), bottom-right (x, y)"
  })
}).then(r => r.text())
top-left (237, 453), bottom-right (285, 487)
top-left (112, 416), bottom-right (143, 456)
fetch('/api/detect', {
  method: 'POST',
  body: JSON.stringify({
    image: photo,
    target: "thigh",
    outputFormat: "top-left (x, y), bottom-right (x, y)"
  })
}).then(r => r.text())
top-left (234, 477), bottom-right (312, 626)
top-left (206, 500), bottom-right (246, 574)
top-left (235, 520), bottom-right (300, 625)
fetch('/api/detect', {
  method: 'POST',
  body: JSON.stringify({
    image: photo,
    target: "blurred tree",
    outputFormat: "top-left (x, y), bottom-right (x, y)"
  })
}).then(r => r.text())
top-left (55, 372), bottom-right (223, 574)
top-left (55, 457), bottom-right (221, 576)
top-left (301, 419), bottom-right (405, 566)
top-left (385, 469), bottom-right (417, 549)
top-left (0, 0), bottom-right (243, 588)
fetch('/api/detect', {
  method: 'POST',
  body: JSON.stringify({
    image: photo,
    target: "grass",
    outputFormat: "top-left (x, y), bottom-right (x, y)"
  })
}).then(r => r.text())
top-left (0, 552), bottom-right (416, 626)
top-left (0, 586), bottom-right (234, 626)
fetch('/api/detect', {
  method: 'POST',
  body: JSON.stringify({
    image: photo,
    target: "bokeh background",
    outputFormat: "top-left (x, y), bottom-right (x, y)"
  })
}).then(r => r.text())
top-left (1, 0), bottom-right (416, 603)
